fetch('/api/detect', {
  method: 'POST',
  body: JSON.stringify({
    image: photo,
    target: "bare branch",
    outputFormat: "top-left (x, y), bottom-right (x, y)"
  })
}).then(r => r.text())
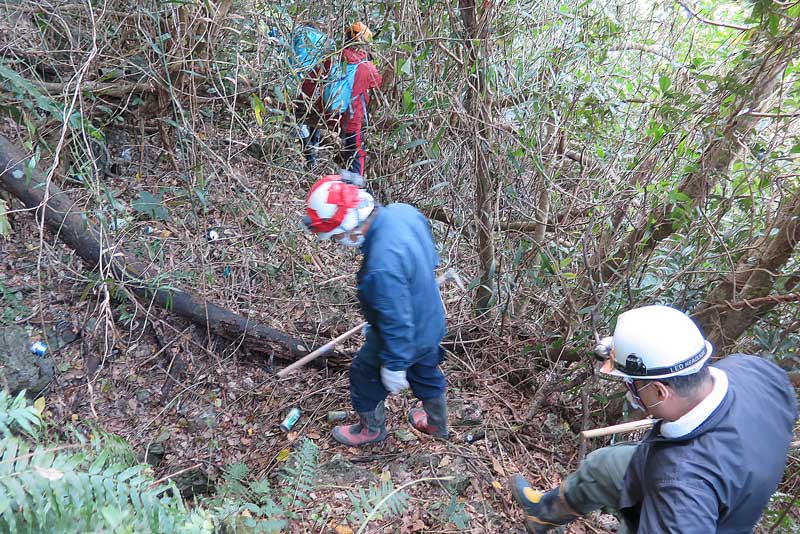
top-left (676, 1), bottom-right (753, 32)
top-left (609, 43), bottom-right (674, 61)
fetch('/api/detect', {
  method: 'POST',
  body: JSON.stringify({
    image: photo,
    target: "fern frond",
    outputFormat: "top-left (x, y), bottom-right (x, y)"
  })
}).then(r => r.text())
top-left (278, 439), bottom-right (318, 508)
top-left (0, 391), bottom-right (41, 438)
top-left (218, 461), bottom-right (254, 501)
top-left (0, 437), bottom-right (189, 533)
top-left (446, 495), bottom-right (471, 529)
top-left (346, 479), bottom-right (410, 522)
top-left (89, 426), bottom-right (138, 468)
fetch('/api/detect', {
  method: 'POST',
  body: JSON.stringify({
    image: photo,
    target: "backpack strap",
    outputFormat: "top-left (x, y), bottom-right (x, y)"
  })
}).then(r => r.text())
top-left (348, 60), bottom-right (369, 118)
top-left (359, 94), bottom-right (368, 125)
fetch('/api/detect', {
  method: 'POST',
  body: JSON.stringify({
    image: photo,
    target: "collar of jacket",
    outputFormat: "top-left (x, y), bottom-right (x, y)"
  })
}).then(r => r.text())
top-left (648, 374), bottom-right (734, 444)
top-left (342, 47), bottom-right (368, 63)
top-left (660, 367), bottom-right (729, 438)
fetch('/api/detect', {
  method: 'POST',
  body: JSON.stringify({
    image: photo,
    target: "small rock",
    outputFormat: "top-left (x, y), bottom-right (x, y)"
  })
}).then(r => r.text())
top-left (596, 512), bottom-right (620, 531)
top-left (451, 401), bottom-right (483, 427)
top-left (188, 406), bottom-right (218, 432)
top-left (393, 428), bottom-right (418, 442)
top-left (315, 454), bottom-right (376, 485)
top-left (327, 410), bottom-right (349, 423)
top-left (143, 442), bottom-right (165, 467)
top-left (403, 453), bottom-right (440, 469)
top-left (468, 500), bottom-right (504, 528)
top-left (442, 469), bottom-right (471, 496)
top-left (0, 326), bottom-right (54, 395)
top-left (135, 389), bottom-right (150, 403)
top-left (85, 317), bottom-right (98, 333)
top-left (543, 413), bottom-right (570, 441)
top-left (115, 397), bottom-right (128, 413)
top-left (173, 469), bottom-right (212, 498)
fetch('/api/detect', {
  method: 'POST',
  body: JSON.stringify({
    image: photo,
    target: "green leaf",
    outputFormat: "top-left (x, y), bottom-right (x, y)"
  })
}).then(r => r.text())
top-left (400, 57), bottom-right (413, 76)
top-left (250, 94), bottom-right (266, 127)
top-left (402, 88), bottom-right (415, 114)
top-left (399, 138), bottom-right (427, 151)
top-left (0, 200), bottom-right (11, 238)
top-left (668, 190), bottom-right (690, 203)
top-left (658, 75), bottom-right (671, 93)
top-left (768, 13), bottom-right (779, 36)
top-left (131, 191), bottom-right (169, 221)
top-left (0, 63), bottom-right (61, 115)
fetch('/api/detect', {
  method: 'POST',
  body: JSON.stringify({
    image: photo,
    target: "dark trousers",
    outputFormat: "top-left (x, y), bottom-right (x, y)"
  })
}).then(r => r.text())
top-left (349, 329), bottom-right (446, 413)
top-left (301, 127), bottom-right (321, 169)
top-left (563, 442), bottom-right (638, 533)
top-left (341, 129), bottom-right (366, 176)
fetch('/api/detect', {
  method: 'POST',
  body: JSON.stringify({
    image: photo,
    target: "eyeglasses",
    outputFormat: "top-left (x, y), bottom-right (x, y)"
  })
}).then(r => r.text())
top-left (624, 379), bottom-right (653, 405)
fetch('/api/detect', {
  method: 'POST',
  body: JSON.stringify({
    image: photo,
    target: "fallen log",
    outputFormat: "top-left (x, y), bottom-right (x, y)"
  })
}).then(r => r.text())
top-left (0, 135), bottom-right (311, 360)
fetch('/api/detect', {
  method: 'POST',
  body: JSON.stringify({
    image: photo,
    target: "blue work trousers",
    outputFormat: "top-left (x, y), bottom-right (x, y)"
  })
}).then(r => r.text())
top-left (349, 330), bottom-right (446, 413)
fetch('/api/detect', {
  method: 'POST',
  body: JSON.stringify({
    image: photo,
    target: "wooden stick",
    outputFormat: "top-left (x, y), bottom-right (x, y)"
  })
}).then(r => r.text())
top-left (581, 419), bottom-right (655, 439)
top-left (277, 268), bottom-right (463, 378)
top-left (277, 322), bottom-right (365, 377)
top-left (583, 421), bottom-right (800, 450)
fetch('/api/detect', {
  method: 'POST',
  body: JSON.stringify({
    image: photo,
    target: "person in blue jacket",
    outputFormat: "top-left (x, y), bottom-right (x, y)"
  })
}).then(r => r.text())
top-left (509, 305), bottom-right (798, 533)
top-left (303, 172), bottom-right (448, 446)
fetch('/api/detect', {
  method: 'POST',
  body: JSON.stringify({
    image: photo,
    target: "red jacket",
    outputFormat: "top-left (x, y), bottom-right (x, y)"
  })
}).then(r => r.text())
top-left (340, 48), bottom-right (382, 133)
top-left (300, 48), bottom-right (382, 133)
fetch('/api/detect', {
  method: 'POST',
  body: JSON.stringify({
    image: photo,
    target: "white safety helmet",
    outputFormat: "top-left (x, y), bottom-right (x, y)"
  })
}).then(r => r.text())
top-left (303, 175), bottom-right (374, 240)
top-left (597, 305), bottom-right (713, 380)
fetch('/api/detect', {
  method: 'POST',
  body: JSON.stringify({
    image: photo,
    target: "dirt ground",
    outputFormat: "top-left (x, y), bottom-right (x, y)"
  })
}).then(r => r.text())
top-left (0, 113), bottom-right (638, 532)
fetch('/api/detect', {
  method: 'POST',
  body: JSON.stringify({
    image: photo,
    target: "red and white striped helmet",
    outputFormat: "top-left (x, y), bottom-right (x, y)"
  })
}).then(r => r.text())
top-left (304, 175), bottom-right (374, 240)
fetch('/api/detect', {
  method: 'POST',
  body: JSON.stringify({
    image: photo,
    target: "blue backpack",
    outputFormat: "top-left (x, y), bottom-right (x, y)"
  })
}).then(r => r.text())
top-left (322, 59), bottom-right (366, 114)
top-left (289, 26), bottom-right (333, 75)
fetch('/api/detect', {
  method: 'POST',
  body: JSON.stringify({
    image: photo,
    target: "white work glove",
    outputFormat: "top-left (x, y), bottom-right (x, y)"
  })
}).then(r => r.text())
top-left (380, 367), bottom-right (409, 394)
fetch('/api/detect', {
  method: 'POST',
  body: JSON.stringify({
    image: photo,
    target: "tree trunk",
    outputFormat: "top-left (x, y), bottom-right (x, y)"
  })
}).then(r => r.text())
top-left (593, 21), bottom-right (800, 286)
top-left (0, 135), bottom-right (312, 360)
top-left (693, 189), bottom-right (800, 351)
top-left (459, 0), bottom-right (496, 312)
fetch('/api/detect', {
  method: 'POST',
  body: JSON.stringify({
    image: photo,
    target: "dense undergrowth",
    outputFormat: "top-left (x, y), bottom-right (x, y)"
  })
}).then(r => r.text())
top-left (0, 0), bottom-right (798, 532)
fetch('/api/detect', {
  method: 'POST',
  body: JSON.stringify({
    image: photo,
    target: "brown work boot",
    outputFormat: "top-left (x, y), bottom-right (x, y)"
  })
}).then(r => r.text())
top-left (332, 403), bottom-right (387, 446)
top-left (407, 395), bottom-right (448, 439)
top-left (510, 474), bottom-right (579, 533)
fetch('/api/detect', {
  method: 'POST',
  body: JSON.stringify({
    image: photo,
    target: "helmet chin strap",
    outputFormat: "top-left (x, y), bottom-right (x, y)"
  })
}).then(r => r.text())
top-left (337, 229), bottom-right (365, 248)
top-left (336, 203), bottom-right (377, 249)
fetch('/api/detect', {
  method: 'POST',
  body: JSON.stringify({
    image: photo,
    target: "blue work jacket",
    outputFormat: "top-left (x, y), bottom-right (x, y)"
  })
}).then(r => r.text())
top-left (357, 204), bottom-right (446, 371)
top-left (620, 354), bottom-right (798, 533)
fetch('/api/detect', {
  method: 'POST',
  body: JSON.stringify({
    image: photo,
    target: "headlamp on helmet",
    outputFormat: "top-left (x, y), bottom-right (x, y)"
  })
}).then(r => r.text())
top-left (596, 305), bottom-right (712, 381)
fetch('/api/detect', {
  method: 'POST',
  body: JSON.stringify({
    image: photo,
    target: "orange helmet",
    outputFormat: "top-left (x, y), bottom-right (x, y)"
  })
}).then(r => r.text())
top-left (346, 22), bottom-right (373, 43)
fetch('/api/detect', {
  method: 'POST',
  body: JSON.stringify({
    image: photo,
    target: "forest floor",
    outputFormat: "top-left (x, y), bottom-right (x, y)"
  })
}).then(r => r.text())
top-left (3, 2), bottom-right (800, 531)
top-left (0, 112), bottom-right (634, 533)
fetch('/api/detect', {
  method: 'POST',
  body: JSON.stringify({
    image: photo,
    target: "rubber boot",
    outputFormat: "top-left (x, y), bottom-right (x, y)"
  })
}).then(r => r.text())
top-left (407, 395), bottom-right (448, 439)
top-left (332, 403), bottom-right (387, 446)
top-left (510, 474), bottom-right (579, 533)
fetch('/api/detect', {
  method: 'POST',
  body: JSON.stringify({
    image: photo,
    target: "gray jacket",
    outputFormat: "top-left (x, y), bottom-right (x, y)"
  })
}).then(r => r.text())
top-left (619, 354), bottom-right (797, 533)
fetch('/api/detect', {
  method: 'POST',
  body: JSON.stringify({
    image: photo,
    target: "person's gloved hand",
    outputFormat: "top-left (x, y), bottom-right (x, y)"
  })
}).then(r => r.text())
top-left (380, 367), bottom-right (409, 394)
